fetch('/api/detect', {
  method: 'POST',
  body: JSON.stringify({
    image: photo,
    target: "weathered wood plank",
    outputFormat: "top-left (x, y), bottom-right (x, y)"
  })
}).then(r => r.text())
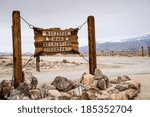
top-left (12, 11), bottom-right (23, 88)
top-left (87, 16), bottom-right (97, 75)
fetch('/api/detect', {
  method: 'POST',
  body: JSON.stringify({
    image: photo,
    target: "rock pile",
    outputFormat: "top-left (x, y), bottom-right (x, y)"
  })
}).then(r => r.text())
top-left (0, 69), bottom-right (141, 100)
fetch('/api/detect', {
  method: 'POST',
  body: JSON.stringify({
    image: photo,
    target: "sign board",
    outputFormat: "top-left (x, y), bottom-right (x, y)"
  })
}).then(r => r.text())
top-left (34, 28), bottom-right (79, 55)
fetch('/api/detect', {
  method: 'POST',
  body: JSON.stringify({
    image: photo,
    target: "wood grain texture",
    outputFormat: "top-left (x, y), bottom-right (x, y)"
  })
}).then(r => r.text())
top-left (87, 16), bottom-right (97, 75)
top-left (12, 11), bottom-right (23, 88)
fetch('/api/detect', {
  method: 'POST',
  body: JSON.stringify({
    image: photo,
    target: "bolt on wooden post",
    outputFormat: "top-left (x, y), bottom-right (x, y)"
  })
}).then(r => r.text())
top-left (87, 16), bottom-right (97, 75)
top-left (141, 46), bottom-right (144, 57)
top-left (12, 11), bottom-right (23, 88)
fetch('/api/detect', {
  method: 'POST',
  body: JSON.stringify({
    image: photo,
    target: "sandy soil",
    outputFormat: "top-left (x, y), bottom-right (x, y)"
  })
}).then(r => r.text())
top-left (0, 56), bottom-right (150, 99)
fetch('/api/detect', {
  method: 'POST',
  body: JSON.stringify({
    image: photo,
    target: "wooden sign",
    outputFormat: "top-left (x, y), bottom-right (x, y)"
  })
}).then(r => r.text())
top-left (34, 28), bottom-right (79, 55)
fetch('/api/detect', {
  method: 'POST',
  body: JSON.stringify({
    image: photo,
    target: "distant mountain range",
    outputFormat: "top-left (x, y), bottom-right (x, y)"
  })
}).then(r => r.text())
top-left (1, 35), bottom-right (150, 55)
top-left (0, 52), bottom-right (33, 56)
top-left (80, 35), bottom-right (150, 52)
top-left (0, 52), bottom-right (11, 56)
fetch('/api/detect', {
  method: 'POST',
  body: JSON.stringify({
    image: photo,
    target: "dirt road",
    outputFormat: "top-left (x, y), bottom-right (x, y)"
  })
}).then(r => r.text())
top-left (0, 56), bottom-right (150, 99)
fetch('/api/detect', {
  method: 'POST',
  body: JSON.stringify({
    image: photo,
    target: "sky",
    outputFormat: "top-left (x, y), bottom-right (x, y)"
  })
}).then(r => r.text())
top-left (1, 0), bottom-right (150, 53)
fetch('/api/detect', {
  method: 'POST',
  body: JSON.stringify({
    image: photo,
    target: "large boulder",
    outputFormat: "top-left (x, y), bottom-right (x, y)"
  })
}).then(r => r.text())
top-left (125, 89), bottom-right (139, 99)
top-left (51, 76), bottom-right (73, 92)
top-left (97, 79), bottom-right (106, 90)
top-left (80, 73), bottom-right (94, 86)
top-left (123, 80), bottom-right (141, 92)
top-left (23, 72), bottom-right (38, 89)
top-left (8, 82), bottom-right (29, 100)
top-left (96, 75), bottom-right (109, 90)
top-left (94, 68), bottom-right (103, 80)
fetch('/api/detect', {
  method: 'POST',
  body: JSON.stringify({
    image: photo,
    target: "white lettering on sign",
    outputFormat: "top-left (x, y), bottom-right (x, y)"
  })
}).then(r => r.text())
top-left (42, 31), bottom-right (71, 36)
top-left (43, 47), bottom-right (72, 52)
top-left (43, 41), bottom-right (71, 47)
top-left (45, 37), bottom-right (69, 41)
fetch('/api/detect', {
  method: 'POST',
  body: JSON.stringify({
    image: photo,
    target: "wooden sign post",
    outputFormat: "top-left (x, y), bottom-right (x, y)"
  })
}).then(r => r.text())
top-left (12, 11), bottom-right (23, 88)
top-left (33, 27), bottom-right (79, 71)
top-left (141, 46), bottom-right (144, 57)
top-left (87, 16), bottom-right (97, 75)
top-left (36, 56), bottom-right (40, 72)
top-left (148, 46), bottom-right (150, 57)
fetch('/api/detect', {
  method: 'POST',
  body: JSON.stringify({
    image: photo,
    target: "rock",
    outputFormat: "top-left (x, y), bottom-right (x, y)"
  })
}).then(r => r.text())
top-left (17, 82), bottom-right (30, 96)
top-left (102, 75), bottom-right (109, 88)
top-left (95, 92), bottom-right (111, 100)
top-left (23, 72), bottom-right (33, 85)
top-left (106, 87), bottom-right (120, 94)
top-left (8, 95), bottom-right (22, 100)
top-left (71, 85), bottom-right (86, 96)
top-left (62, 59), bottom-right (68, 63)
top-left (22, 96), bottom-right (30, 100)
top-left (80, 89), bottom-right (111, 100)
top-left (51, 76), bottom-right (73, 92)
top-left (123, 80), bottom-right (141, 92)
top-left (44, 84), bottom-right (56, 90)
top-left (110, 75), bottom-right (130, 84)
top-left (126, 89), bottom-right (139, 99)
top-left (8, 89), bottom-right (23, 100)
top-left (47, 89), bottom-right (62, 98)
top-left (59, 92), bottom-right (72, 100)
top-left (40, 97), bottom-right (55, 100)
top-left (110, 94), bottom-right (126, 100)
top-left (94, 68), bottom-right (103, 80)
top-left (89, 81), bottom-right (99, 91)
top-left (117, 76), bottom-right (122, 84)
top-left (115, 84), bottom-right (128, 91)
top-left (80, 73), bottom-right (94, 86)
top-left (71, 96), bottom-right (80, 100)
top-left (117, 75), bottom-right (130, 84)
top-left (29, 89), bottom-right (41, 100)
top-left (80, 89), bottom-right (97, 100)
top-left (121, 75), bottom-right (131, 82)
top-left (39, 88), bottom-right (47, 98)
top-left (96, 79), bottom-right (106, 90)
top-left (96, 75), bottom-right (109, 90)
top-left (110, 79), bottom-right (118, 84)
top-left (23, 72), bottom-right (38, 89)
top-left (0, 80), bottom-right (12, 99)
top-left (1, 86), bottom-right (11, 99)
top-left (31, 77), bottom-right (38, 89)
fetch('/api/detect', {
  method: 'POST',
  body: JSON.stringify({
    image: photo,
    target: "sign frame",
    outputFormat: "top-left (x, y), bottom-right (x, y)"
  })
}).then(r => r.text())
top-left (33, 27), bottom-right (79, 56)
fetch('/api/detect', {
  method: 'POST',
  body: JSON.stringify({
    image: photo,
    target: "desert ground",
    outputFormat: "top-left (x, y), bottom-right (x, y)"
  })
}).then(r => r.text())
top-left (0, 55), bottom-right (150, 99)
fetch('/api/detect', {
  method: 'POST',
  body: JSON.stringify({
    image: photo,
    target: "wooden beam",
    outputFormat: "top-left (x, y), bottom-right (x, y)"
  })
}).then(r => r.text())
top-left (141, 46), bottom-right (144, 57)
top-left (36, 56), bottom-right (40, 72)
top-left (87, 16), bottom-right (97, 75)
top-left (148, 46), bottom-right (150, 57)
top-left (12, 11), bottom-right (23, 88)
